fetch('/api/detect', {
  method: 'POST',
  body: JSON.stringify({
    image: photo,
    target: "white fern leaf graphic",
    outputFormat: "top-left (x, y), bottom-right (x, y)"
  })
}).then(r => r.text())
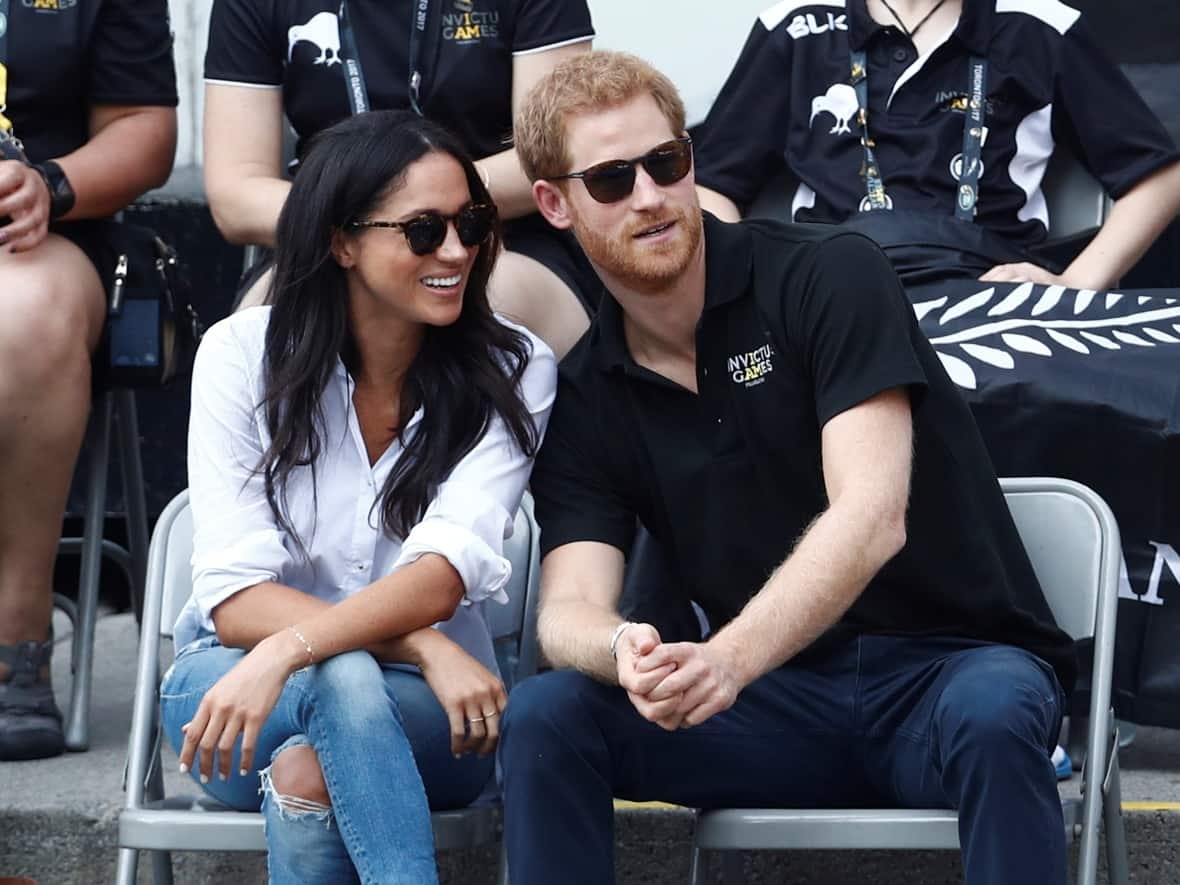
top-left (1046, 329), bottom-right (1089, 354)
top-left (923, 286), bottom-right (1180, 389)
top-left (1002, 333), bottom-right (1052, 356)
top-left (913, 296), bottom-right (948, 322)
top-left (1144, 328), bottom-right (1180, 344)
top-left (988, 282), bottom-right (1034, 316)
top-left (1080, 331), bottom-right (1119, 350)
top-left (937, 352), bottom-right (977, 389)
top-left (940, 288), bottom-right (994, 325)
top-left (1031, 285), bottom-right (1066, 316)
top-left (961, 342), bottom-right (1015, 368)
top-left (1112, 330), bottom-right (1154, 347)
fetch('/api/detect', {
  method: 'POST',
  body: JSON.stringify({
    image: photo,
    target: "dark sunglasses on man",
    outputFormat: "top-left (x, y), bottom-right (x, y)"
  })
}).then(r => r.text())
top-left (347, 201), bottom-right (497, 256)
top-left (551, 136), bottom-right (693, 204)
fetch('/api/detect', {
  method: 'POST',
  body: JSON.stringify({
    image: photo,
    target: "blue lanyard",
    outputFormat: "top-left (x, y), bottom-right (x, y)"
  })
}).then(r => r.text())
top-left (337, 0), bottom-right (431, 118)
top-left (407, 0), bottom-right (430, 116)
top-left (954, 56), bottom-right (987, 221)
top-left (337, 1), bottom-right (370, 115)
top-left (850, 49), bottom-right (988, 221)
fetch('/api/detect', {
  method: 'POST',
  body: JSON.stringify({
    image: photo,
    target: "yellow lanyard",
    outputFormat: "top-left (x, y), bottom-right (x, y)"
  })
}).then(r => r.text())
top-left (0, 0), bottom-right (12, 133)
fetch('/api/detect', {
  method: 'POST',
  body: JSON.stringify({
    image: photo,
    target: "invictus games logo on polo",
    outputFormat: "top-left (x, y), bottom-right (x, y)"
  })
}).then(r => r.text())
top-left (22, 0), bottom-right (78, 9)
top-left (727, 344), bottom-right (775, 387)
top-left (443, 2), bottom-right (499, 43)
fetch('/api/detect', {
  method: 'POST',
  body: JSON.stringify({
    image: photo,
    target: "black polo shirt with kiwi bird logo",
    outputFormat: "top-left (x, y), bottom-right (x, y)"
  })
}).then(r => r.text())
top-left (531, 213), bottom-right (1077, 691)
top-left (694, 0), bottom-right (1178, 250)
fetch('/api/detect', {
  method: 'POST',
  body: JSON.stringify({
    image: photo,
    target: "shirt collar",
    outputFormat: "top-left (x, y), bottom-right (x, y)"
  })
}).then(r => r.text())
top-left (591, 213), bottom-right (755, 374)
top-left (847, 0), bottom-right (992, 56)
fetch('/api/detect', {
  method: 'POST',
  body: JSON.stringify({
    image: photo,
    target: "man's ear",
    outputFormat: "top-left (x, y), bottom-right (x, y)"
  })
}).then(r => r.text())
top-left (533, 180), bottom-right (574, 231)
top-left (330, 227), bottom-right (355, 268)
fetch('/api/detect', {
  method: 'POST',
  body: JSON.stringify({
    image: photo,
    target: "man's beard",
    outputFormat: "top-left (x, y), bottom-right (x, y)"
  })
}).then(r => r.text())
top-left (569, 202), bottom-right (703, 294)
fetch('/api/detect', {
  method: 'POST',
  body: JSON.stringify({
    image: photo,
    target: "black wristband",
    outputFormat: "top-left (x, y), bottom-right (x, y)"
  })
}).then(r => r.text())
top-left (34, 160), bottom-right (76, 221)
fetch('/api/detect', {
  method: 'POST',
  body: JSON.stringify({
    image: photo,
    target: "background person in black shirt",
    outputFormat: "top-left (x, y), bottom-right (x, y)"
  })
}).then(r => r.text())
top-left (499, 50), bottom-right (1074, 885)
top-left (694, 0), bottom-right (1180, 290)
top-left (0, 0), bottom-right (177, 762)
top-left (203, 0), bottom-right (597, 358)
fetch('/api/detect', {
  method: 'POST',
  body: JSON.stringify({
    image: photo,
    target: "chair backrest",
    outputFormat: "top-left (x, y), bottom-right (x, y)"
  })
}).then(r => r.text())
top-left (743, 146), bottom-right (1109, 239)
top-left (488, 493), bottom-right (543, 688)
top-left (1041, 146), bottom-right (1110, 241)
top-left (999, 477), bottom-right (1120, 643)
top-left (999, 475), bottom-right (1121, 881)
top-left (156, 491), bottom-right (194, 640)
top-left (151, 489), bottom-right (543, 688)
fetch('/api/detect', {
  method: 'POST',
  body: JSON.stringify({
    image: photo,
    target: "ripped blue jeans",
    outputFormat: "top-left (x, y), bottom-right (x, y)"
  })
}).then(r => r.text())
top-left (160, 638), bottom-right (493, 885)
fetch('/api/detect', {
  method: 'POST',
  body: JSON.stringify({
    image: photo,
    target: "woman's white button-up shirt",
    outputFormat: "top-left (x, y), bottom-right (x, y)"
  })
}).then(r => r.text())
top-left (173, 306), bottom-right (557, 678)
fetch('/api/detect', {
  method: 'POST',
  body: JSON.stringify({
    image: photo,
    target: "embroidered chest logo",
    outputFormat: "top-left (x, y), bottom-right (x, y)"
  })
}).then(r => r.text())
top-left (786, 12), bottom-right (848, 39)
top-left (727, 344), bottom-right (775, 387)
top-left (288, 12), bottom-right (341, 66)
top-left (442, 0), bottom-right (499, 43)
top-left (809, 83), bottom-right (858, 136)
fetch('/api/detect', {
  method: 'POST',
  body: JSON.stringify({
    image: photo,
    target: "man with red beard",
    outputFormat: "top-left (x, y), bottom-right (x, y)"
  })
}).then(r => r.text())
top-left (499, 51), bottom-right (1075, 885)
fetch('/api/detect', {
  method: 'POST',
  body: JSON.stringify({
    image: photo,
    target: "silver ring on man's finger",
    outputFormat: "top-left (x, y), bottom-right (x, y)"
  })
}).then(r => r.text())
top-left (467, 716), bottom-right (485, 724)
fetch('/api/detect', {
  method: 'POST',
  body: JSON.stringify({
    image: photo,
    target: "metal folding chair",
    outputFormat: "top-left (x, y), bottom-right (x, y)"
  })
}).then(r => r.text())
top-left (116, 489), bottom-right (542, 884)
top-left (690, 477), bottom-right (1128, 885)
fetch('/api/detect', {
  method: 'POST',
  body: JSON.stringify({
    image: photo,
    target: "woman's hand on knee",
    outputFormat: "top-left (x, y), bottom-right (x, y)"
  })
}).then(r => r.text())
top-left (417, 633), bottom-right (507, 759)
top-left (179, 631), bottom-right (304, 783)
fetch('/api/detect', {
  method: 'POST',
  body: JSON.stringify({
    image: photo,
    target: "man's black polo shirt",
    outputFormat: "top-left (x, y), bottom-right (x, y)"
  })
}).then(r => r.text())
top-left (694, 0), bottom-right (1179, 248)
top-left (531, 214), bottom-right (1076, 691)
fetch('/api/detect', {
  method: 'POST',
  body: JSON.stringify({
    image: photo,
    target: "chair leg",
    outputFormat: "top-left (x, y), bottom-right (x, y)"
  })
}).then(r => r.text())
top-left (495, 835), bottom-right (510, 885)
top-left (1104, 746), bottom-right (1129, 885)
top-left (149, 849), bottom-right (175, 885)
top-left (114, 389), bottom-right (149, 624)
top-left (63, 394), bottom-right (113, 752)
top-left (1066, 713), bottom-right (1087, 771)
top-left (718, 851), bottom-right (743, 884)
top-left (688, 844), bottom-right (704, 885)
top-left (114, 847), bottom-right (139, 885)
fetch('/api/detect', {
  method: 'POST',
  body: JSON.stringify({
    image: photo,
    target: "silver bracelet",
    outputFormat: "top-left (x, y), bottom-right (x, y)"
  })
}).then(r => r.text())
top-left (289, 626), bottom-right (315, 668)
top-left (609, 621), bottom-right (638, 661)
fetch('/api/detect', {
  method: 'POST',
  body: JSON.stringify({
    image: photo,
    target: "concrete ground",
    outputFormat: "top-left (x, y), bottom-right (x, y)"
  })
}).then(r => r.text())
top-left (2, 611), bottom-right (1179, 884)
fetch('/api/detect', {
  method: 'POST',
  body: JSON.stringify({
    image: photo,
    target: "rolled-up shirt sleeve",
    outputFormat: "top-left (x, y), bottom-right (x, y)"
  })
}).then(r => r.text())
top-left (186, 316), bottom-right (294, 632)
top-left (391, 328), bottom-right (557, 605)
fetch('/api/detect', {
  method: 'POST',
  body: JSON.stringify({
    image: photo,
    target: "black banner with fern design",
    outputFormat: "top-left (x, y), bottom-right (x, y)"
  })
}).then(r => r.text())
top-left (913, 279), bottom-right (1180, 726)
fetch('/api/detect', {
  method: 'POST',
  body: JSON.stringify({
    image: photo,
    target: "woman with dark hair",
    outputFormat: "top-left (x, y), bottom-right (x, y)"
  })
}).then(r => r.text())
top-left (159, 109), bottom-right (555, 883)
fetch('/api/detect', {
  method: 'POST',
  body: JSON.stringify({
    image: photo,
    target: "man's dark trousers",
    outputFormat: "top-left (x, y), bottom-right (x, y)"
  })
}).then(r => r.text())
top-left (499, 635), bottom-right (1066, 885)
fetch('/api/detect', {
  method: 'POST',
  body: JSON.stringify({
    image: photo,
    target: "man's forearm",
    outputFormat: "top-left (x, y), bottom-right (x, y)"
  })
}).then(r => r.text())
top-left (708, 500), bottom-right (905, 687)
top-left (59, 107), bottom-right (176, 220)
top-left (537, 597), bottom-right (626, 684)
